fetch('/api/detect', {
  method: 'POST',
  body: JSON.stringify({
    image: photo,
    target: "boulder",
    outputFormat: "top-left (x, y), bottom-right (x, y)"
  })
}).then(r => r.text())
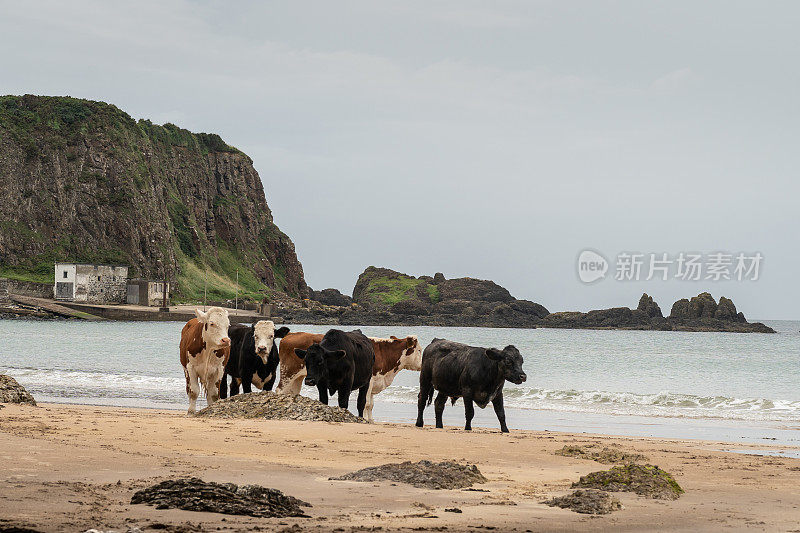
top-left (437, 277), bottom-right (514, 303)
top-left (509, 299), bottom-right (550, 318)
top-left (0, 375), bottom-right (36, 405)
top-left (637, 293), bottom-right (663, 318)
top-left (433, 272), bottom-right (446, 284)
top-left (714, 296), bottom-right (741, 321)
top-left (309, 288), bottom-right (352, 307)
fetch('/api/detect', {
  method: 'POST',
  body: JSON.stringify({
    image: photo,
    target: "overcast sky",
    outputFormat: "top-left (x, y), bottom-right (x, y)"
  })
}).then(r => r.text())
top-left (2, 1), bottom-right (798, 319)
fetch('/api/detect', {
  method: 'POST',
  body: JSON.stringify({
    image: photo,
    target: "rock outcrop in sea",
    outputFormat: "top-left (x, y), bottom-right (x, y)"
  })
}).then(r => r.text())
top-left (541, 292), bottom-right (774, 333)
top-left (282, 266), bottom-right (549, 328)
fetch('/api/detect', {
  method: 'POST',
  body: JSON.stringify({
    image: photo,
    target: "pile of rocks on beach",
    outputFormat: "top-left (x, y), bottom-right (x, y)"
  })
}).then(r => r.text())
top-left (331, 460), bottom-right (487, 490)
top-left (196, 391), bottom-right (365, 423)
top-left (0, 374), bottom-right (36, 405)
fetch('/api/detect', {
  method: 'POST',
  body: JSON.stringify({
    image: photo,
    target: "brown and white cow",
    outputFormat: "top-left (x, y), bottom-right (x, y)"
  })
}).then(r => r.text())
top-left (276, 331), bottom-right (422, 422)
top-left (275, 332), bottom-right (324, 396)
top-left (179, 307), bottom-right (231, 415)
top-left (364, 335), bottom-right (422, 422)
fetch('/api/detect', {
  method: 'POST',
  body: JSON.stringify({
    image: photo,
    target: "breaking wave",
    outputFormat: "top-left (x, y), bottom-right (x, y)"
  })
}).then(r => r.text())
top-left (376, 385), bottom-right (800, 422)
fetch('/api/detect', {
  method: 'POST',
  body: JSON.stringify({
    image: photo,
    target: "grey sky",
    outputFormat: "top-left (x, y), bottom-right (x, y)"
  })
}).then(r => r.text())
top-left (2, 1), bottom-right (798, 319)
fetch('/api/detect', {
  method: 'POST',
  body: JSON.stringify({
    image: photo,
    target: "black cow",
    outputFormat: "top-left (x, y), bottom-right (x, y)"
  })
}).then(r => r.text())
top-left (294, 329), bottom-right (375, 417)
top-left (220, 321), bottom-right (290, 399)
top-left (416, 338), bottom-right (526, 433)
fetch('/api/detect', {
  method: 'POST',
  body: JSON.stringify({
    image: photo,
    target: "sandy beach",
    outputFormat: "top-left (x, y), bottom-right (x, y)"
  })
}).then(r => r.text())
top-left (0, 403), bottom-right (798, 532)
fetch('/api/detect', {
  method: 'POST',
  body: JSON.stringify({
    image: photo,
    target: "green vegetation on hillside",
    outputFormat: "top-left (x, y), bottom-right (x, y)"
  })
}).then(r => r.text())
top-left (363, 275), bottom-right (439, 306)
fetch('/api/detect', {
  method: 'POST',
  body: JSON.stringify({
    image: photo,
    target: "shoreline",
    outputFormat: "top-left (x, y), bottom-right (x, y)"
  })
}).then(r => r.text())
top-left (28, 397), bottom-right (800, 450)
top-left (2, 402), bottom-right (800, 532)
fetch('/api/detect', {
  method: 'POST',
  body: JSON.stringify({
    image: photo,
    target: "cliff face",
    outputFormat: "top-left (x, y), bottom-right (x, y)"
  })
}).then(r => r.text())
top-left (0, 95), bottom-right (307, 300)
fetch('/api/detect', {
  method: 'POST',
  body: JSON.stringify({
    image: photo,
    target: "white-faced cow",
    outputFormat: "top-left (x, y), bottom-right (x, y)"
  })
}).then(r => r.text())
top-left (416, 338), bottom-right (526, 433)
top-left (220, 320), bottom-right (290, 398)
top-left (179, 307), bottom-right (231, 415)
top-left (276, 332), bottom-right (421, 422)
top-left (293, 329), bottom-right (375, 417)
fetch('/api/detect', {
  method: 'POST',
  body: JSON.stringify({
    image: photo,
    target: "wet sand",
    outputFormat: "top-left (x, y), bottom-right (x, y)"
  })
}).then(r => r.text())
top-left (1, 403), bottom-right (800, 532)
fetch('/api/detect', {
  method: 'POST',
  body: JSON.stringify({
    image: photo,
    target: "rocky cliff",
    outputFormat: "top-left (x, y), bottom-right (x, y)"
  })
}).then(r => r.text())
top-left (0, 95), bottom-right (307, 301)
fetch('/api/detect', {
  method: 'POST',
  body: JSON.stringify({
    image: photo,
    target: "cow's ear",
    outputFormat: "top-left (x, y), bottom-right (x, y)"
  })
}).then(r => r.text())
top-left (275, 326), bottom-right (290, 338)
top-left (195, 309), bottom-right (208, 323)
top-left (294, 349), bottom-right (307, 360)
top-left (325, 349), bottom-right (346, 360)
top-left (485, 348), bottom-right (503, 361)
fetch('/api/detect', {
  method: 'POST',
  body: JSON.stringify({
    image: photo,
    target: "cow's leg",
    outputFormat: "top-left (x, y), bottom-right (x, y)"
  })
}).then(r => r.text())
top-left (219, 371), bottom-right (228, 400)
top-left (264, 372), bottom-right (277, 392)
top-left (416, 370), bottom-right (433, 428)
top-left (357, 384), bottom-right (370, 419)
top-left (206, 376), bottom-right (221, 407)
top-left (434, 392), bottom-right (447, 429)
top-left (318, 384), bottom-right (328, 405)
top-left (338, 387), bottom-right (350, 410)
top-left (241, 372), bottom-right (253, 394)
top-left (363, 380), bottom-right (375, 422)
top-left (229, 378), bottom-right (240, 397)
top-left (492, 392), bottom-right (509, 433)
top-left (185, 364), bottom-right (200, 415)
top-left (464, 397), bottom-right (475, 431)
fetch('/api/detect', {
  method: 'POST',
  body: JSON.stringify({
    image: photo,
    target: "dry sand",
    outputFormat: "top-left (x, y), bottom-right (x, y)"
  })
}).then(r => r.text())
top-left (1, 403), bottom-right (800, 532)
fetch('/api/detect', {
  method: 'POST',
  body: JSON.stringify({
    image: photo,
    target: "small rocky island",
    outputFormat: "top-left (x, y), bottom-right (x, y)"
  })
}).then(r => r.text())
top-left (280, 267), bottom-right (774, 333)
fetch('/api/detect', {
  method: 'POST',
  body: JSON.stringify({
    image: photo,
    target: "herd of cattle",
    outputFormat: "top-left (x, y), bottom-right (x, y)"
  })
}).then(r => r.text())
top-left (180, 307), bottom-right (527, 431)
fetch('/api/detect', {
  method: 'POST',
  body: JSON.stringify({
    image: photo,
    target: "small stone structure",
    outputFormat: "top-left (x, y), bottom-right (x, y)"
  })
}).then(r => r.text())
top-left (54, 263), bottom-right (129, 304)
top-left (126, 279), bottom-right (170, 306)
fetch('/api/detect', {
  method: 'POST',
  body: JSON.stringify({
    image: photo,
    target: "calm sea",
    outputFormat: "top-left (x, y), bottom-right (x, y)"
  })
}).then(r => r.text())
top-left (2, 319), bottom-right (798, 447)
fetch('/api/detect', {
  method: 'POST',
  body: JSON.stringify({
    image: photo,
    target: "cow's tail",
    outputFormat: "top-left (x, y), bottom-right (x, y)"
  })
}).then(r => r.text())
top-left (424, 386), bottom-right (434, 407)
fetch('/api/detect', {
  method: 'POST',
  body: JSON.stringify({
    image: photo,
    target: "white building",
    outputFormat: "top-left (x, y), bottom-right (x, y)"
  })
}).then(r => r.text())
top-left (54, 263), bottom-right (129, 303)
top-left (126, 279), bottom-right (171, 307)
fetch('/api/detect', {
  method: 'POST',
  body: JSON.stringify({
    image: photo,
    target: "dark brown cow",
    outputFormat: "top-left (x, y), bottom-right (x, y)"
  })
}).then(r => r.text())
top-left (276, 331), bottom-right (422, 422)
top-left (179, 307), bottom-right (231, 415)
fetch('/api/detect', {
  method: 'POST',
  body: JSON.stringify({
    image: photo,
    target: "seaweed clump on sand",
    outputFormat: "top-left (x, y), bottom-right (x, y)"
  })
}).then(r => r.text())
top-left (573, 464), bottom-right (684, 500)
top-left (330, 460), bottom-right (487, 489)
top-left (555, 444), bottom-right (647, 464)
top-left (0, 375), bottom-right (36, 406)
top-left (544, 489), bottom-right (622, 515)
top-left (130, 478), bottom-right (311, 517)
top-left (196, 391), bottom-right (364, 423)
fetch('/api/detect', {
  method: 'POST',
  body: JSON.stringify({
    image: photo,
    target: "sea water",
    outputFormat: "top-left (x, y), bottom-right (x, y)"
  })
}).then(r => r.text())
top-left (1, 319), bottom-right (798, 446)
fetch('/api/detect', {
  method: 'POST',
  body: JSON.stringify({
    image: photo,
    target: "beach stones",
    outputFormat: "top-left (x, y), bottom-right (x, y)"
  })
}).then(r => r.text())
top-left (330, 460), bottom-right (487, 489)
top-left (544, 489), bottom-right (622, 514)
top-left (0, 375), bottom-right (36, 406)
top-left (573, 464), bottom-right (684, 500)
top-left (196, 391), bottom-right (365, 423)
top-left (555, 444), bottom-right (648, 464)
top-left (130, 478), bottom-right (310, 517)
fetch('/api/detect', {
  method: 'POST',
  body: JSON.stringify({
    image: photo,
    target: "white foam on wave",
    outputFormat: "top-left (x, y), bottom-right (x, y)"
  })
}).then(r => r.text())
top-left (376, 384), bottom-right (800, 422)
top-left (4, 364), bottom-right (800, 422)
top-left (1, 366), bottom-right (186, 404)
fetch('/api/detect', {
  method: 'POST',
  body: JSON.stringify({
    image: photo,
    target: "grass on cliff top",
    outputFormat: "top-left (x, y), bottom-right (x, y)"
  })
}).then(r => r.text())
top-left (365, 276), bottom-right (440, 306)
top-left (0, 95), bottom-right (243, 158)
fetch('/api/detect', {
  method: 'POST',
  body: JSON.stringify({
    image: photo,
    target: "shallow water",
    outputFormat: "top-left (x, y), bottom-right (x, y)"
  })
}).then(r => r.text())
top-left (1, 319), bottom-right (798, 444)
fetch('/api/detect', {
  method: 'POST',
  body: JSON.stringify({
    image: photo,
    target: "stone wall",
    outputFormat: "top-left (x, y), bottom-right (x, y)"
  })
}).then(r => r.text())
top-left (75, 265), bottom-right (128, 304)
top-left (0, 278), bottom-right (53, 299)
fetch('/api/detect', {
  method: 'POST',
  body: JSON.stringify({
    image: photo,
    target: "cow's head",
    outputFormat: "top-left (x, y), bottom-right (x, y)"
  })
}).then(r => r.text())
top-left (391, 335), bottom-right (422, 371)
top-left (485, 345), bottom-right (526, 384)
top-left (294, 343), bottom-right (346, 387)
top-left (195, 307), bottom-right (231, 350)
top-left (252, 320), bottom-right (290, 363)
